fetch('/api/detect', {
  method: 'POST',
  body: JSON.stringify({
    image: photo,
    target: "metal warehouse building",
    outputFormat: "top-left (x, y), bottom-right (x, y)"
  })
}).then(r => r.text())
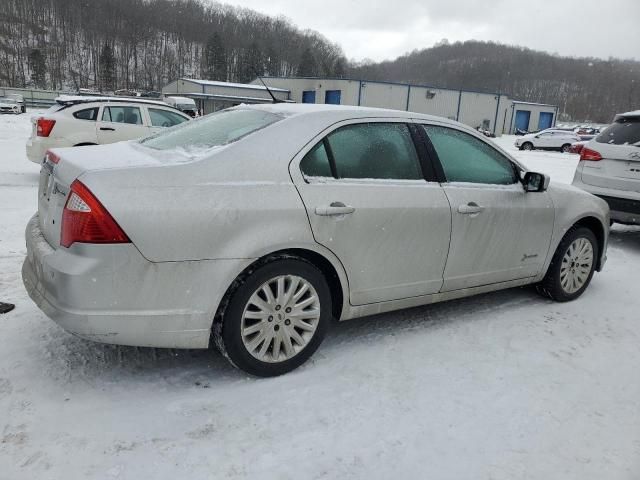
top-left (251, 77), bottom-right (558, 137)
top-left (162, 78), bottom-right (290, 114)
top-left (162, 77), bottom-right (557, 136)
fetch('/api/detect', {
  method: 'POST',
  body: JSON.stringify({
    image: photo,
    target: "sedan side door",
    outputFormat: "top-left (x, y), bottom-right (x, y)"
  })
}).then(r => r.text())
top-left (420, 124), bottom-right (555, 291)
top-left (291, 120), bottom-right (452, 306)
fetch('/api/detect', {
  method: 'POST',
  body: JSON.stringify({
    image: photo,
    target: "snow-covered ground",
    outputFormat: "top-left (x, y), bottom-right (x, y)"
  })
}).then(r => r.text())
top-left (1, 113), bottom-right (639, 479)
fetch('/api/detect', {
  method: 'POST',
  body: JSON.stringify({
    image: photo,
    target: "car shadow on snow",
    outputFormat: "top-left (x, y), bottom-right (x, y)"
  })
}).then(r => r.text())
top-left (40, 285), bottom-right (548, 387)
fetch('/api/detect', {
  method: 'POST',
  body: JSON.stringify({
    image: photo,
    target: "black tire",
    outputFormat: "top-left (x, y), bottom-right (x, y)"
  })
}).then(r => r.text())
top-left (536, 226), bottom-right (599, 302)
top-left (561, 143), bottom-right (571, 153)
top-left (521, 142), bottom-right (533, 151)
top-left (214, 257), bottom-right (332, 377)
top-left (21, 106), bottom-right (26, 113)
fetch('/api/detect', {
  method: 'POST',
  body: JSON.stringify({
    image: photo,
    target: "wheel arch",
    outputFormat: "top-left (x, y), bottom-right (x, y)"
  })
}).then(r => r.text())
top-left (213, 247), bottom-right (348, 335)
top-left (573, 215), bottom-right (606, 271)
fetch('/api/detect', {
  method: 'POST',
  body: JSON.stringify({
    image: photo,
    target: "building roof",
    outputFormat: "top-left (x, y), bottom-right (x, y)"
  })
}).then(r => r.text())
top-left (178, 78), bottom-right (289, 93)
top-left (511, 100), bottom-right (557, 108)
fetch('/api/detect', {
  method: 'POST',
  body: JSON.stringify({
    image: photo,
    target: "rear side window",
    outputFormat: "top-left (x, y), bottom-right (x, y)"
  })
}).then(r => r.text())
top-left (300, 141), bottom-right (333, 178)
top-left (596, 118), bottom-right (640, 146)
top-left (73, 108), bottom-right (99, 121)
top-left (102, 106), bottom-right (143, 125)
top-left (148, 108), bottom-right (188, 127)
top-left (423, 125), bottom-right (517, 185)
top-left (327, 123), bottom-right (421, 180)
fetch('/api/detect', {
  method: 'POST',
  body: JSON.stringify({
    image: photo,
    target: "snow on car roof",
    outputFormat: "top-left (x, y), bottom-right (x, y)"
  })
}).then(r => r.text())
top-left (617, 110), bottom-right (640, 118)
top-left (55, 95), bottom-right (170, 107)
top-left (241, 102), bottom-right (460, 125)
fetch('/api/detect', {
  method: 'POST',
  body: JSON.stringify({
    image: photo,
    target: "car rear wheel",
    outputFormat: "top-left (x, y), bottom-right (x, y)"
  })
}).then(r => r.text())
top-left (561, 143), bottom-right (571, 153)
top-left (536, 226), bottom-right (599, 302)
top-left (521, 142), bottom-right (533, 151)
top-left (214, 257), bottom-right (332, 377)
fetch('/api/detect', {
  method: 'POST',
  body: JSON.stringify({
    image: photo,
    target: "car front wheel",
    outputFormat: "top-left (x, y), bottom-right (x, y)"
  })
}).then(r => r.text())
top-left (536, 226), bottom-right (599, 302)
top-left (561, 143), bottom-right (571, 153)
top-left (214, 257), bottom-right (332, 377)
top-left (521, 142), bottom-right (533, 151)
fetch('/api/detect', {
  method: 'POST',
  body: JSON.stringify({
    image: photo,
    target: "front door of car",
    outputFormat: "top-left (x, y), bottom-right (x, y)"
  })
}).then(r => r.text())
top-left (96, 104), bottom-right (149, 143)
top-left (420, 124), bottom-right (555, 291)
top-left (291, 120), bottom-right (452, 306)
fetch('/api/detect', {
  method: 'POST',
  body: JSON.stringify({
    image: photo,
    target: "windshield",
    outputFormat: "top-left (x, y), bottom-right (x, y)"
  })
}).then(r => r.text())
top-left (0, 98), bottom-right (14, 104)
top-left (140, 108), bottom-right (282, 152)
top-left (596, 117), bottom-right (640, 146)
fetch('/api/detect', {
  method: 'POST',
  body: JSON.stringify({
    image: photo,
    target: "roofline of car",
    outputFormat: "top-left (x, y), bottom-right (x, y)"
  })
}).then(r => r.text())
top-left (54, 97), bottom-right (188, 116)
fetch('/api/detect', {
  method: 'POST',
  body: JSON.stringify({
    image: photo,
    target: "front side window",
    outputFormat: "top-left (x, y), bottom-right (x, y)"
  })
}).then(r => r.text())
top-left (326, 123), bottom-right (422, 180)
top-left (423, 125), bottom-right (517, 185)
top-left (73, 107), bottom-right (99, 121)
top-left (596, 117), bottom-right (640, 146)
top-left (148, 108), bottom-right (189, 127)
top-left (102, 106), bottom-right (143, 125)
top-left (140, 108), bottom-right (282, 152)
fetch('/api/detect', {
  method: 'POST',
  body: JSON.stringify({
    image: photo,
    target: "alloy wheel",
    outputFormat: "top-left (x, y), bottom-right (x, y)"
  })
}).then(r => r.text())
top-left (559, 237), bottom-right (594, 294)
top-left (241, 275), bottom-right (321, 363)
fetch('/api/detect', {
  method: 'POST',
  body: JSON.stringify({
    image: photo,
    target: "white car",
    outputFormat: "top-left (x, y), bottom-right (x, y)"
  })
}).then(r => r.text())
top-left (515, 129), bottom-right (581, 152)
top-left (0, 97), bottom-right (22, 114)
top-left (26, 96), bottom-right (191, 163)
top-left (572, 110), bottom-right (640, 224)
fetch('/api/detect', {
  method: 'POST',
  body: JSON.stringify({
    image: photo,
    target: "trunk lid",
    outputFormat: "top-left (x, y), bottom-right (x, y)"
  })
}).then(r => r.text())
top-left (37, 141), bottom-right (174, 249)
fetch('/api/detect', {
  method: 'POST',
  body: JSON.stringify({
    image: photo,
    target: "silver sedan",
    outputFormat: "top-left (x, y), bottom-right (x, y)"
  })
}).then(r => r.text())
top-left (23, 104), bottom-right (610, 376)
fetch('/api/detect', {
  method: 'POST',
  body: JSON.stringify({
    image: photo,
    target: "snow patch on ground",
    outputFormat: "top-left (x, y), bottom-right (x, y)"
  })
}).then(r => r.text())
top-left (1, 116), bottom-right (639, 479)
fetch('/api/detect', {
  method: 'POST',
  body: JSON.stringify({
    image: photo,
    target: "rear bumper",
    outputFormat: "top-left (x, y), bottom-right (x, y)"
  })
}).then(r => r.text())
top-left (572, 177), bottom-right (640, 224)
top-left (22, 214), bottom-right (250, 349)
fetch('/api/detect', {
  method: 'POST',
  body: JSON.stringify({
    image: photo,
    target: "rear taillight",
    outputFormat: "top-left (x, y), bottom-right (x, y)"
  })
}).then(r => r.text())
top-left (36, 118), bottom-right (56, 137)
top-left (44, 150), bottom-right (60, 164)
top-left (580, 148), bottom-right (603, 161)
top-left (61, 180), bottom-right (130, 248)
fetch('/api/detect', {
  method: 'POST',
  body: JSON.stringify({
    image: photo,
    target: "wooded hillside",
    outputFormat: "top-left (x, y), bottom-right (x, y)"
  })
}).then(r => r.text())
top-left (0, 0), bottom-right (346, 92)
top-left (350, 40), bottom-right (640, 123)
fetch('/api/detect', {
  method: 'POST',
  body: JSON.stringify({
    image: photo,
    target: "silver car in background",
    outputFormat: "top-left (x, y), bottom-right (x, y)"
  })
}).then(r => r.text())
top-left (23, 104), bottom-right (609, 376)
top-left (572, 110), bottom-right (640, 224)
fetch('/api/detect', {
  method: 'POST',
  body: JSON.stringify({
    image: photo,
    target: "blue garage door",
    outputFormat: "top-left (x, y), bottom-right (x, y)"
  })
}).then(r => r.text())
top-left (538, 112), bottom-right (554, 130)
top-left (515, 110), bottom-right (531, 132)
top-left (302, 90), bottom-right (316, 103)
top-left (325, 90), bottom-right (341, 105)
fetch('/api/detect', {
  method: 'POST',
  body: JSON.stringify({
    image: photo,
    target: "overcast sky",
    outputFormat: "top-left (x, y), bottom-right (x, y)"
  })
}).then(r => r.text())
top-left (224, 0), bottom-right (639, 63)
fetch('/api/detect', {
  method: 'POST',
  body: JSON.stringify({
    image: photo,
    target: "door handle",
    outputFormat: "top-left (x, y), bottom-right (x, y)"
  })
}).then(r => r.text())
top-left (457, 202), bottom-right (484, 215)
top-left (100, 127), bottom-right (116, 131)
top-left (315, 202), bottom-right (356, 216)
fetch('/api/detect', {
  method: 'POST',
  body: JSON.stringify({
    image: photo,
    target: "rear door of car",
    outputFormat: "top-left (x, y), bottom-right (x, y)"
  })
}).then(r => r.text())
top-left (419, 122), bottom-right (555, 291)
top-left (96, 103), bottom-right (149, 143)
top-left (290, 118), bottom-right (452, 306)
top-left (580, 116), bottom-right (640, 193)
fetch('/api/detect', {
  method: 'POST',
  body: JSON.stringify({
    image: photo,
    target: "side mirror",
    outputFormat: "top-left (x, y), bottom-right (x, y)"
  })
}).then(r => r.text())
top-left (523, 171), bottom-right (550, 192)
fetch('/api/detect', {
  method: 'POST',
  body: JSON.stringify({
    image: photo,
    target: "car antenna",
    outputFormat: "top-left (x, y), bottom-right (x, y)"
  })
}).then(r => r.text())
top-left (254, 71), bottom-right (283, 104)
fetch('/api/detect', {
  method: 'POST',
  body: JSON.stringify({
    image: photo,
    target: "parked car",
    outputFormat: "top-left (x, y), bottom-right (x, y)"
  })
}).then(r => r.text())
top-left (515, 129), bottom-right (581, 152)
top-left (6, 93), bottom-right (26, 113)
top-left (572, 110), bottom-right (640, 224)
top-left (569, 140), bottom-right (588, 154)
top-left (163, 96), bottom-right (198, 117)
top-left (26, 96), bottom-right (191, 163)
top-left (23, 104), bottom-right (609, 376)
top-left (0, 96), bottom-right (22, 114)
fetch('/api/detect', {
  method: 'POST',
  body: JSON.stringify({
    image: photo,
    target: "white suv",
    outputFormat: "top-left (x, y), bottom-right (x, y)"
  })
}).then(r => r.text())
top-left (572, 111), bottom-right (640, 225)
top-left (26, 96), bottom-right (190, 163)
top-left (515, 129), bottom-right (581, 152)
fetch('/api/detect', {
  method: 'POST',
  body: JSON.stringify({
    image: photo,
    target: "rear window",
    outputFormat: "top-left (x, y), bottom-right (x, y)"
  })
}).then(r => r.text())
top-left (140, 108), bottom-right (282, 152)
top-left (596, 118), bottom-right (640, 146)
